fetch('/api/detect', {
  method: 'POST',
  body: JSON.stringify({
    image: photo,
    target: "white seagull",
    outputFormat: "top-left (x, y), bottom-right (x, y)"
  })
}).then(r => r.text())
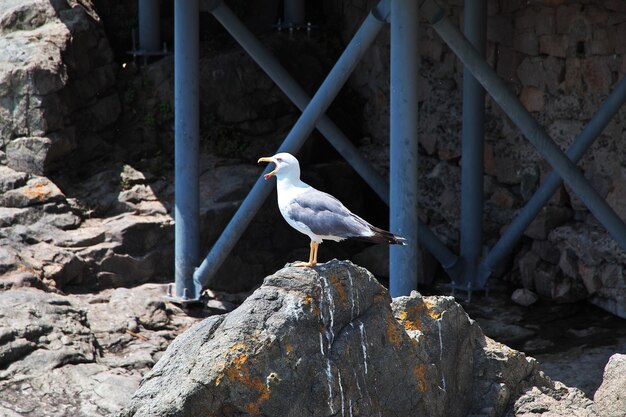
top-left (258, 152), bottom-right (406, 267)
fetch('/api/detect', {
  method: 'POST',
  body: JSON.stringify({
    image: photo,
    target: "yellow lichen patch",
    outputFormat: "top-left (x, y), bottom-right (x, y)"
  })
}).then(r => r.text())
top-left (285, 342), bottom-right (293, 354)
top-left (219, 351), bottom-right (272, 412)
top-left (231, 353), bottom-right (249, 368)
top-left (328, 275), bottom-right (347, 304)
top-left (396, 305), bottom-right (425, 332)
top-left (304, 294), bottom-right (321, 316)
top-left (215, 342), bottom-right (250, 386)
top-left (423, 301), bottom-right (442, 320)
top-left (386, 315), bottom-right (403, 348)
top-left (412, 364), bottom-right (427, 392)
top-left (397, 301), bottom-right (443, 333)
top-left (21, 180), bottom-right (61, 202)
top-left (228, 342), bottom-right (248, 353)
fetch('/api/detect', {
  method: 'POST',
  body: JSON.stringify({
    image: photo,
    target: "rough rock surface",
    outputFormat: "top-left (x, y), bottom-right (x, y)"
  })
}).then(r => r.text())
top-left (0, 285), bottom-right (199, 417)
top-left (0, 0), bottom-right (119, 175)
top-left (119, 261), bottom-right (597, 417)
top-left (0, 162), bottom-right (175, 292)
top-left (593, 353), bottom-right (626, 417)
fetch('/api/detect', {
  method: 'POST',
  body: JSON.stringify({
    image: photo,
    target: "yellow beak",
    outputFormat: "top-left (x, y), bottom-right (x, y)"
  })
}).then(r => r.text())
top-left (257, 156), bottom-right (277, 180)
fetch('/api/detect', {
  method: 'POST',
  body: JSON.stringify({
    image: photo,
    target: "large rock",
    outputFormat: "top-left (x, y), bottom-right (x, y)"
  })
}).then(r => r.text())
top-left (594, 353), bottom-right (626, 417)
top-left (0, 0), bottom-right (118, 175)
top-left (119, 260), bottom-right (596, 417)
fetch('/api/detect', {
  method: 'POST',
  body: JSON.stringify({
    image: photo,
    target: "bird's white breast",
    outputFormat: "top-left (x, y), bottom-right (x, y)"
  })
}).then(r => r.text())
top-left (275, 178), bottom-right (322, 241)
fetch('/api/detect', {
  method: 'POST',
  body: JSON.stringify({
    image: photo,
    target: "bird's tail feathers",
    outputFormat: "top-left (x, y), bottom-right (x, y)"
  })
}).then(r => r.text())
top-left (355, 226), bottom-right (407, 245)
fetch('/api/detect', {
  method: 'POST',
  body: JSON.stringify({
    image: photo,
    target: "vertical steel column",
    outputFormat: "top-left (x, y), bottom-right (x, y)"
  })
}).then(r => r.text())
top-left (175, 0), bottom-right (200, 299)
top-left (139, 0), bottom-right (161, 52)
top-left (284, 0), bottom-right (306, 26)
top-left (459, 0), bottom-right (486, 291)
top-left (390, 0), bottom-right (419, 296)
top-left (193, 1), bottom-right (389, 288)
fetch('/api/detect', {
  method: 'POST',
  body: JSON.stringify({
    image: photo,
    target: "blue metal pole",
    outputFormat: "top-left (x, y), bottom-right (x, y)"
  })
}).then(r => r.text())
top-left (390, 0), bottom-right (419, 297)
top-left (422, 0), bottom-right (626, 271)
top-left (175, 0), bottom-right (200, 299)
top-left (208, 0), bottom-right (389, 205)
top-left (194, 1), bottom-right (390, 289)
top-left (478, 74), bottom-right (626, 286)
top-left (459, 0), bottom-right (486, 292)
top-left (139, 0), bottom-right (161, 52)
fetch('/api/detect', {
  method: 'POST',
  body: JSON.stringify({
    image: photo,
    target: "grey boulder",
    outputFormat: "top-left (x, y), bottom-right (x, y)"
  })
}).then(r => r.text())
top-left (119, 260), bottom-right (597, 417)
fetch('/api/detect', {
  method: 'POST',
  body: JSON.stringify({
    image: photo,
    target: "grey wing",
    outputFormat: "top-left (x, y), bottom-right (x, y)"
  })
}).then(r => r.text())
top-left (286, 189), bottom-right (373, 238)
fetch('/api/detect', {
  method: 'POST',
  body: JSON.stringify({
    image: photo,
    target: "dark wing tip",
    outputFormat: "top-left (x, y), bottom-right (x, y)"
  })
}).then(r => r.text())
top-left (354, 226), bottom-right (407, 245)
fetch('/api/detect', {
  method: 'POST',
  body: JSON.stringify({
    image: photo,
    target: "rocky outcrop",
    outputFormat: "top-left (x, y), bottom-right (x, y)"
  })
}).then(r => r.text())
top-left (0, 0), bottom-right (118, 175)
top-left (594, 353), bottom-right (626, 417)
top-left (119, 261), bottom-right (597, 417)
top-left (0, 162), bottom-right (174, 291)
top-left (0, 285), bottom-right (199, 417)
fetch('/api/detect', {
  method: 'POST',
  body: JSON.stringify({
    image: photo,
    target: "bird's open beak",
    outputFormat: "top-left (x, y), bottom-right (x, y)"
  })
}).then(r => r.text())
top-left (257, 156), bottom-right (277, 180)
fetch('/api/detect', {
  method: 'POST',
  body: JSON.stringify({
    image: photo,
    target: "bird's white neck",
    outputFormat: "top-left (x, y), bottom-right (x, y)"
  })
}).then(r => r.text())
top-left (276, 174), bottom-right (308, 190)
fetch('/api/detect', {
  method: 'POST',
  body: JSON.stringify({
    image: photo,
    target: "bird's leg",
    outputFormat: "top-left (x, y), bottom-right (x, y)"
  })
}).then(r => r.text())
top-left (311, 241), bottom-right (319, 266)
top-left (293, 241), bottom-right (318, 267)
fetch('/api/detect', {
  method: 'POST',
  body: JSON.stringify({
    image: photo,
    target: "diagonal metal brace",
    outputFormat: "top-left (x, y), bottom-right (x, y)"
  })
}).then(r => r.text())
top-left (478, 75), bottom-right (626, 286)
top-left (420, 0), bottom-right (626, 268)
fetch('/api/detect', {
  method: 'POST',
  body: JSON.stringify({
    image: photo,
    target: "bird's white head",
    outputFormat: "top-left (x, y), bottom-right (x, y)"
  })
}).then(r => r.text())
top-left (257, 152), bottom-right (301, 181)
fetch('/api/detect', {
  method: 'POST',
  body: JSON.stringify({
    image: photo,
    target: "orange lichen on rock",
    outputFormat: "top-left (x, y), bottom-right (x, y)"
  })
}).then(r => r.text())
top-left (284, 342), bottom-right (293, 354)
top-left (216, 345), bottom-right (272, 413)
top-left (304, 294), bottom-right (321, 316)
top-left (397, 301), bottom-right (443, 334)
top-left (398, 306), bottom-right (423, 332)
top-left (424, 300), bottom-right (442, 320)
top-left (328, 274), bottom-right (347, 303)
top-left (386, 315), bottom-right (403, 348)
top-left (21, 180), bottom-right (62, 202)
top-left (412, 364), bottom-right (428, 392)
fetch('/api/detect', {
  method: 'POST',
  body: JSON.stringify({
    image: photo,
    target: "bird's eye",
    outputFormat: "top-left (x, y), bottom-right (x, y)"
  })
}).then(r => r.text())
top-left (276, 157), bottom-right (283, 162)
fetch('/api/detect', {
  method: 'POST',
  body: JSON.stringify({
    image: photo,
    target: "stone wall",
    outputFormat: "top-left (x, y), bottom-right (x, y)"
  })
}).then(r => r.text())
top-left (327, 0), bottom-right (626, 317)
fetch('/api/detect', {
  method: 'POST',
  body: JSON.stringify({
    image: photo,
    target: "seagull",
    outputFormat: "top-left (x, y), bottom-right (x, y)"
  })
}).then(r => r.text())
top-left (258, 152), bottom-right (406, 267)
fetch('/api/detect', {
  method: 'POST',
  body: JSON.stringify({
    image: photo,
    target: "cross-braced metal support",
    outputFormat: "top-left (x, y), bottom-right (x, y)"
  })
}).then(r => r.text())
top-left (170, 0), bottom-right (626, 301)
top-left (420, 0), bottom-right (626, 296)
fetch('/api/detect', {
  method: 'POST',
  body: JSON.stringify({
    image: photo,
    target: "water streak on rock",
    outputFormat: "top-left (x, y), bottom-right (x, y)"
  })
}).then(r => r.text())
top-left (346, 269), bottom-right (357, 320)
top-left (358, 321), bottom-right (369, 374)
top-left (437, 320), bottom-right (446, 392)
top-left (338, 370), bottom-right (345, 417)
top-left (319, 275), bottom-right (336, 414)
